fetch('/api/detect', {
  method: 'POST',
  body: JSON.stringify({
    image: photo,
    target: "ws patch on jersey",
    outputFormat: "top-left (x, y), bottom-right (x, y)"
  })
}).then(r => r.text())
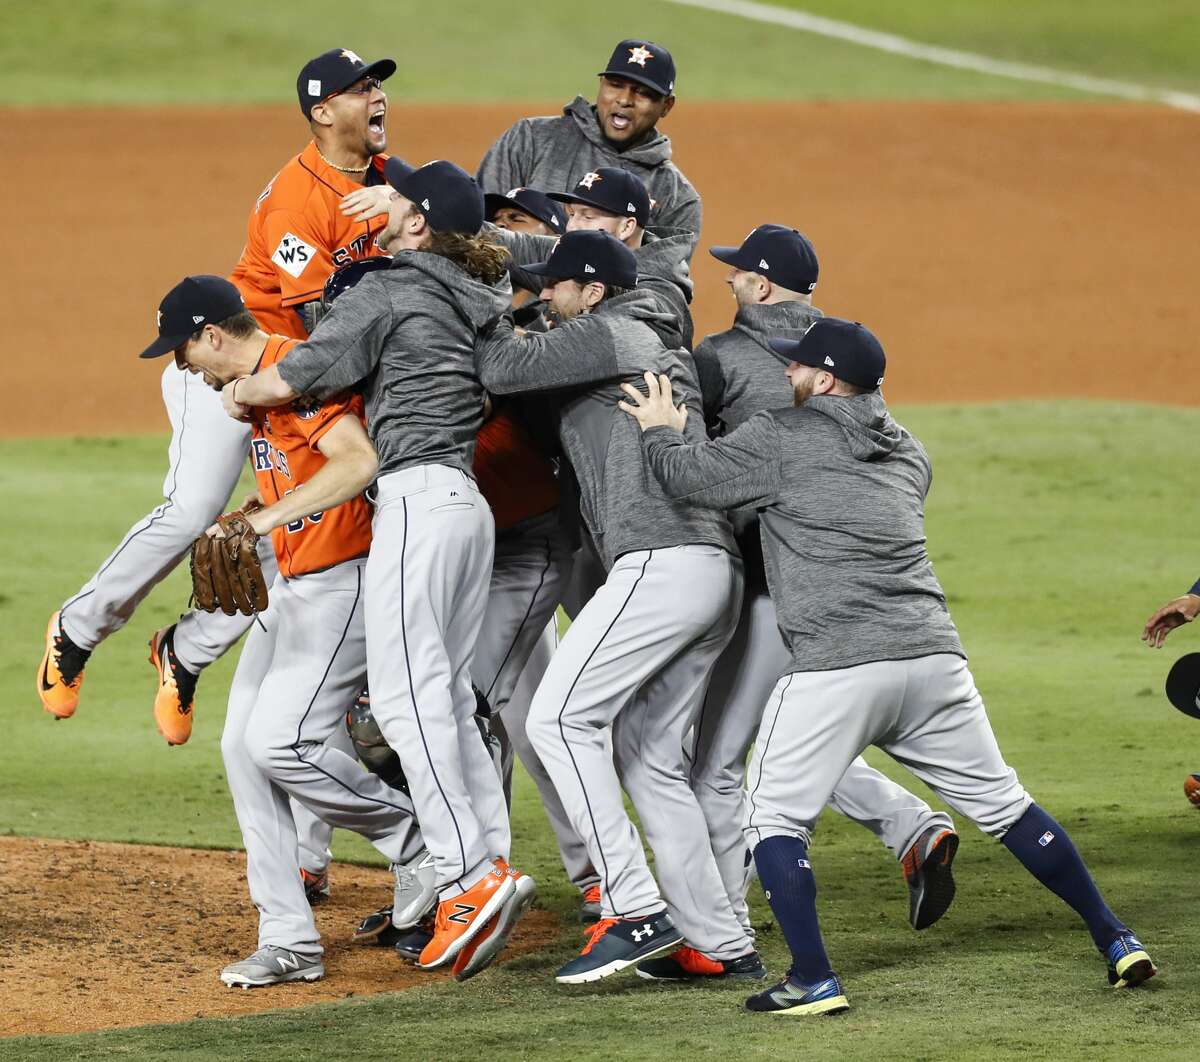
top-left (272, 232), bottom-right (317, 278)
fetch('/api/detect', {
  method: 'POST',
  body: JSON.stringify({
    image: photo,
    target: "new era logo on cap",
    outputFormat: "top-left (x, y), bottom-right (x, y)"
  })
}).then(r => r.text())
top-left (759, 258), bottom-right (770, 270)
top-left (823, 355), bottom-right (835, 367)
top-left (192, 315), bottom-right (205, 324)
top-left (421, 198), bottom-right (431, 210)
top-left (584, 264), bottom-right (596, 273)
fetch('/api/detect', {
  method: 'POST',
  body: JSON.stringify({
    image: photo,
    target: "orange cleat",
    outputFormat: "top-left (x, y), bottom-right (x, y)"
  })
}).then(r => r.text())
top-left (418, 863), bottom-right (515, 970)
top-left (1184, 774), bottom-right (1200, 808)
top-left (451, 861), bottom-right (538, 982)
top-left (148, 625), bottom-right (199, 746)
top-left (37, 611), bottom-right (91, 719)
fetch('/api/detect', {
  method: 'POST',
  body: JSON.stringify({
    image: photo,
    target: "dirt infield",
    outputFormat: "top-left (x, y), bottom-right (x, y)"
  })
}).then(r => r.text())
top-left (0, 837), bottom-right (557, 1037)
top-left (5, 101), bottom-right (1198, 438)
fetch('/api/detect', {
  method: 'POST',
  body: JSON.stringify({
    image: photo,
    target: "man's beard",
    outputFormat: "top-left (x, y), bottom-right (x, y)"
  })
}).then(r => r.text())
top-left (792, 379), bottom-right (815, 407)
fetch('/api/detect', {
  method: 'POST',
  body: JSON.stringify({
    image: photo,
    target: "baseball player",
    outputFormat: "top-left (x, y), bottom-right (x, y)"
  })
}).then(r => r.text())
top-left (477, 230), bottom-right (760, 984)
top-left (225, 160), bottom-right (536, 980)
top-left (484, 187), bottom-right (566, 236)
top-left (143, 274), bottom-right (430, 987)
top-left (38, 47), bottom-right (397, 753)
top-left (622, 318), bottom-right (1156, 1015)
top-left (477, 39), bottom-right (700, 247)
top-left (687, 226), bottom-right (958, 951)
top-left (1141, 584), bottom-right (1200, 806)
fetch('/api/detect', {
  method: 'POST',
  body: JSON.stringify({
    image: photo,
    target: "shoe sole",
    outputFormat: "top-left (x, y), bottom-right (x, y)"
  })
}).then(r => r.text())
top-left (220, 966), bottom-right (325, 989)
top-left (910, 831), bottom-right (959, 931)
top-left (1113, 954), bottom-right (1157, 989)
top-left (760, 994), bottom-right (850, 1017)
top-left (455, 875), bottom-right (538, 982)
top-left (555, 928), bottom-right (684, 985)
top-left (148, 628), bottom-right (192, 746)
top-left (38, 613), bottom-right (77, 719)
top-left (636, 965), bottom-right (767, 983)
top-left (419, 875), bottom-right (516, 970)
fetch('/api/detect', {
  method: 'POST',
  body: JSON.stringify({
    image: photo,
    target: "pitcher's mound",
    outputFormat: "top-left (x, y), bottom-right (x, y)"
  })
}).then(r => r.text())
top-left (0, 837), bottom-right (557, 1037)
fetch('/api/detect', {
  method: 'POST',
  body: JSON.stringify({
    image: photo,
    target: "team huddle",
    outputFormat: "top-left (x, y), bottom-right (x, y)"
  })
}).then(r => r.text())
top-left (37, 40), bottom-right (1157, 1016)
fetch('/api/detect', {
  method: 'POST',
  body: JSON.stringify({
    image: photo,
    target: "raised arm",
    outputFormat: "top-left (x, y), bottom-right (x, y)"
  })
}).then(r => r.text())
top-left (620, 372), bottom-right (781, 510)
top-left (476, 313), bottom-right (620, 395)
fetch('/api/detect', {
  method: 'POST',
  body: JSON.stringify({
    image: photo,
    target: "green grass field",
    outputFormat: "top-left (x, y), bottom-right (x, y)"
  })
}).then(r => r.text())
top-left (5, 0), bottom-right (1198, 105)
top-left (6, 402), bottom-right (1199, 1060)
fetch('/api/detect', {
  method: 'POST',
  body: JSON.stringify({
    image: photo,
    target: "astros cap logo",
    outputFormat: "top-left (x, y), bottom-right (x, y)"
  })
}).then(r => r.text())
top-left (578, 172), bottom-right (601, 190)
top-left (627, 45), bottom-right (653, 67)
top-left (340, 49), bottom-right (363, 64)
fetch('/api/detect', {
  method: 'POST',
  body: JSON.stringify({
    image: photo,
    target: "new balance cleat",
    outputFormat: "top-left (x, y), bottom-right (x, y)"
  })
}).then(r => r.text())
top-left (580, 883), bottom-right (602, 924)
top-left (1105, 932), bottom-right (1156, 989)
top-left (453, 862), bottom-right (538, 982)
top-left (219, 945), bottom-right (324, 988)
top-left (637, 945), bottom-right (766, 982)
top-left (149, 624), bottom-right (199, 745)
top-left (37, 611), bottom-right (90, 719)
top-left (418, 865), bottom-right (514, 969)
top-left (555, 910), bottom-right (682, 984)
top-left (392, 849), bottom-right (438, 928)
top-left (301, 866), bottom-right (330, 905)
top-left (902, 826), bottom-right (959, 930)
top-left (746, 974), bottom-right (849, 1016)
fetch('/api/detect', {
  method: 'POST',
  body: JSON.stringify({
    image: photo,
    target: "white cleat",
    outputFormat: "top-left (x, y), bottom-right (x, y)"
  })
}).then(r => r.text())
top-left (219, 945), bottom-right (324, 988)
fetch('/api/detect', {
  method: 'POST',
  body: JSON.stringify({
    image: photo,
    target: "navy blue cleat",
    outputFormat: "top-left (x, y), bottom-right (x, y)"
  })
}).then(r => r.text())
top-left (745, 974), bottom-right (850, 1016)
top-left (1105, 932), bottom-right (1156, 989)
top-left (555, 911), bottom-right (682, 984)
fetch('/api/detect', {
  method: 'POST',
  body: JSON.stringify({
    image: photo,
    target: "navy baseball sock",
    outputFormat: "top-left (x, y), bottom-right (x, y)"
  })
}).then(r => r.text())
top-left (753, 835), bottom-right (834, 984)
top-left (1001, 803), bottom-right (1126, 951)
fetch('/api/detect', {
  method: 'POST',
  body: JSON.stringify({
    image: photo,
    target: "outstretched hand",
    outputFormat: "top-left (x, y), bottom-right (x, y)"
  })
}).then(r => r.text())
top-left (1142, 594), bottom-right (1200, 648)
top-left (618, 371), bottom-right (688, 433)
top-left (340, 185), bottom-right (393, 222)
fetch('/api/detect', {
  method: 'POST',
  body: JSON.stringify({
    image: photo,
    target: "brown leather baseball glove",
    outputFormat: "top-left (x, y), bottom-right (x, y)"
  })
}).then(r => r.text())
top-left (190, 507), bottom-right (269, 617)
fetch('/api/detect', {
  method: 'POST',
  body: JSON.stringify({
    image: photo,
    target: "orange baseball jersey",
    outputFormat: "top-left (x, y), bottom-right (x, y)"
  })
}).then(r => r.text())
top-left (473, 407), bottom-right (560, 531)
top-left (251, 336), bottom-right (373, 578)
top-left (230, 142), bottom-right (390, 339)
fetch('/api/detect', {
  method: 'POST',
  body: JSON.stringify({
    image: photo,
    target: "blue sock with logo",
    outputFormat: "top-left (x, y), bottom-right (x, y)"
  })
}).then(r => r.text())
top-left (1001, 803), bottom-right (1126, 951)
top-left (753, 835), bottom-right (834, 984)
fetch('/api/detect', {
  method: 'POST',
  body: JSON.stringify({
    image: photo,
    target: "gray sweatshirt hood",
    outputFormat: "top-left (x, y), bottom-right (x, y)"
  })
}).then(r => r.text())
top-left (732, 300), bottom-right (822, 357)
top-left (389, 249), bottom-right (511, 329)
top-left (638, 230), bottom-right (694, 303)
top-left (599, 286), bottom-right (683, 350)
top-left (805, 391), bottom-right (901, 461)
top-left (564, 96), bottom-right (674, 166)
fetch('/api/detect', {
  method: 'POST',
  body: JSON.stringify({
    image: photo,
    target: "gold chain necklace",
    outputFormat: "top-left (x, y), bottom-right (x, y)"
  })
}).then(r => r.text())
top-left (314, 144), bottom-right (371, 174)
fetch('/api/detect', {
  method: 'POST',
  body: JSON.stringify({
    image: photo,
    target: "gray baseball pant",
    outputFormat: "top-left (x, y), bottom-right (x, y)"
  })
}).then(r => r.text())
top-left (528, 545), bottom-right (754, 961)
top-left (744, 653), bottom-right (1032, 852)
top-left (690, 591), bottom-right (953, 933)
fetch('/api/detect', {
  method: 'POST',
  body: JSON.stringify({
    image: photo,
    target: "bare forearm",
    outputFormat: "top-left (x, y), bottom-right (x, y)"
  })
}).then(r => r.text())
top-left (249, 450), bottom-right (377, 535)
top-left (235, 366), bottom-right (296, 408)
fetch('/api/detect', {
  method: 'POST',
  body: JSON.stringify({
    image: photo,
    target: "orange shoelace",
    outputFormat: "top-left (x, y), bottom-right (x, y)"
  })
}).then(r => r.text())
top-left (580, 917), bottom-right (618, 955)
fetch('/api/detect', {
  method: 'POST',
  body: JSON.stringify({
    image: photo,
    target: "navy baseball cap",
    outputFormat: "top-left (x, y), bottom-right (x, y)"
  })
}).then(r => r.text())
top-left (323, 256), bottom-right (394, 305)
top-left (523, 230), bottom-right (638, 289)
top-left (710, 224), bottom-right (819, 295)
top-left (484, 187), bottom-right (567, 234)
top-left (297, 48), bottom-right (396, 118)
top-left (139, 276), bottom-right (247, 359)
top-left (385, 158), bottom-right (485, 235)
top-left (768, 318), bottom-right (886, 391)
top-left (549, 167), bottom-right (650, 228)
top-left (598, 39), bottom-right (675, 97)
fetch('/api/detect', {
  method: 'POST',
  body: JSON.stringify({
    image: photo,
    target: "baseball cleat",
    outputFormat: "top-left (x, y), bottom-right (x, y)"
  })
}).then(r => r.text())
top-left (745, 974), bottom-right (849, 1016)
top-left (353, 905), bottom-right (403, 946)
top-left (219, 945), bottom-right (324, 988)
top-left (392, 849), bottom-right (438, 928)
top-left (301, 866), bottom-right (330, 905)
top-left (579, 883), bottom-right (602, 924)
top-left (418, 864), bottom-right (515, 970)
top-left (902, 826), bottom-right (959, 930)
top-left (636, 945), bottom-right (766, 982)
top-left (1184, 774), bottom-right (1200, 808)
top-left (37, 611), bottom-right (91, 719)
top-left (394, 915), bottom-right (435, 962)
top-left (555, 910), bottom-right (683, 985)
top-left (148, 624), bottom-right (198, 745)
top-left (1105, 932), bottom-right (1157, 989)
top-left (452, 862), bottom-right (538, 982)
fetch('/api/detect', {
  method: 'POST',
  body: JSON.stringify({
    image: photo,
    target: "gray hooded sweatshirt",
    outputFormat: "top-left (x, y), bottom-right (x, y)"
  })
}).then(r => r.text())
top-left (277, 251), bottom-right (510, 477)
top-left (493, 225), bottom-right (696, 349)
top-left (476, 97), bottom-right (702, 245)
top-left (476, 288), bottom-right (735, 569)
top-left (642, 393), bottom-right (965, 673)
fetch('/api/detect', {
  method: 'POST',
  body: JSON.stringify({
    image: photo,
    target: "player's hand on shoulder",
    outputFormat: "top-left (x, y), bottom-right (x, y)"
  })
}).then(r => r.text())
top-left (618, 371), bottom-right (688, 433)
top-left (340, 185), bottom-right (393, 222)
top-left (1141, 594), bottom-right (1200, 648)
